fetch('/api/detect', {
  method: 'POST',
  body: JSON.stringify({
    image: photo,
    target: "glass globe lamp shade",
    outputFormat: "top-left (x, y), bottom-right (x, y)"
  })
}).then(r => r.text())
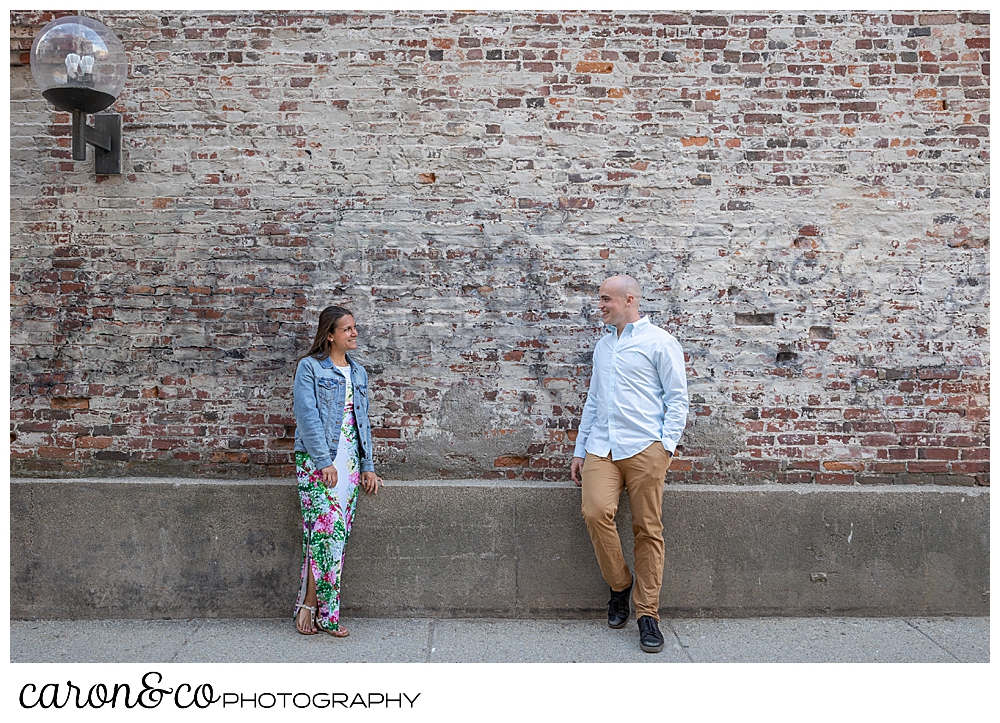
top-left (30, 16), bottom-right (127, 114)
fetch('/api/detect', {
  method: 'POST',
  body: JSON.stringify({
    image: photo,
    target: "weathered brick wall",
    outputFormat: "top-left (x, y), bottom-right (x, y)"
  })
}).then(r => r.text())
top-left (9, 10), bottom-right (990, 485)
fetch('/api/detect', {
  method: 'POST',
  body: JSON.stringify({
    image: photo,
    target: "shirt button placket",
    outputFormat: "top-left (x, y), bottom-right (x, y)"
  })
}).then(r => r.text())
top-left (609, 345), bottom-right (618, 454)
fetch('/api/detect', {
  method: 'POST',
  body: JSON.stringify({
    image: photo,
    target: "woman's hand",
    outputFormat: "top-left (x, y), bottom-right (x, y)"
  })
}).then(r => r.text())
top-left (320, 465), bottom-right (338, 487)
top-left (360, 471), bottom-right (383, 495)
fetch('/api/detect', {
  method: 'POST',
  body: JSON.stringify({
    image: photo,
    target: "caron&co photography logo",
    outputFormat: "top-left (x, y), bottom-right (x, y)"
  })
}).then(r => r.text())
top-left (19, 671), bottom-right (421, 711)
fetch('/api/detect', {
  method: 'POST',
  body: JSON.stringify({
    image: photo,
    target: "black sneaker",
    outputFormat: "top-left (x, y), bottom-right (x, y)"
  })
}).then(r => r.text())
top-left (607, 574), bottom-right (633, 629)
top-left (637, 615), bottom-right (664, 653)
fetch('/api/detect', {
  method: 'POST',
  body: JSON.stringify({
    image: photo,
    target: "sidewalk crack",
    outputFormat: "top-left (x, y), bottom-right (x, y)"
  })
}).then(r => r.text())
top-left (903, 619), bottom-right (962, 662)
top-left (169, 619), bottom-right (204, 663)
top-left (425, 619), bottom-right (436, 663)
top-left (664, 620), bottom-right (694, 663)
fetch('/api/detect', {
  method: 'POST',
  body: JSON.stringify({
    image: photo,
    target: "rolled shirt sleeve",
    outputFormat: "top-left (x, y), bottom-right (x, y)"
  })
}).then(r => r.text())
top-left (656, 336), bottom-right (689, 455)
top-left (573, 364), bottom-right (600, 459)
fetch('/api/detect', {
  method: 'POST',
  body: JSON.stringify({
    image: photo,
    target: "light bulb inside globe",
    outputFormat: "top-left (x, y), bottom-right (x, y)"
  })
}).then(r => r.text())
top-left (30, 15), bottom-right (127, 113)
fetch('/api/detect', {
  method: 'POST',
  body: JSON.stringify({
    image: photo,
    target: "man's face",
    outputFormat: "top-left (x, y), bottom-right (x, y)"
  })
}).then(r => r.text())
top-left (598, 282), bottom-right (630, 327)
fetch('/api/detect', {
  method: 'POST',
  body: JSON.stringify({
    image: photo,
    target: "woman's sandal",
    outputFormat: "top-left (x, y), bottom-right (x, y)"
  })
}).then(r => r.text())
top-left (319, 623), bottom-right (349, 638)
top-left (294, 603), bottom-right (318, 635)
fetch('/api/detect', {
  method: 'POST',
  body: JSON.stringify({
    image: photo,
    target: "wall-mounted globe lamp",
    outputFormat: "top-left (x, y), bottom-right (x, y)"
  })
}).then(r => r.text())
top-left (30, 16), bottom-right (127, 175)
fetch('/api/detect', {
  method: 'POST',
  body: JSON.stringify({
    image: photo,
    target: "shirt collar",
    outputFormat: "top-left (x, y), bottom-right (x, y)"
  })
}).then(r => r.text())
top-left (320, 355), bottom-right (355, 369)
top-left (607, 315), bottom-right (650, 338)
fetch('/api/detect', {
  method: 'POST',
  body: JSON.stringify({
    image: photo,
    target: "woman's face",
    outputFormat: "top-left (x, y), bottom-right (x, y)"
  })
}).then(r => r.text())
top-left (327, 314), bottom-right (358, 355)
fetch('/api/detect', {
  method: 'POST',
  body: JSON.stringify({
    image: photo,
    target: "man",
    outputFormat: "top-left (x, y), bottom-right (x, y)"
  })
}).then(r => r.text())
top-left (570, 274), bottom-right (689, 653)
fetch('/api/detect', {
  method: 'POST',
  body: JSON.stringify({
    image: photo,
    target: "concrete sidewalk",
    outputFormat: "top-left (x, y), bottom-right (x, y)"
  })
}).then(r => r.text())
top-left (11, 616), bottom-right (989, 663)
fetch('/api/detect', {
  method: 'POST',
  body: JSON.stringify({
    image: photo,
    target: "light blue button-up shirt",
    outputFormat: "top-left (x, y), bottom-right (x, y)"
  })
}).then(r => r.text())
top-left (573, 316), bottom-right (689, 461)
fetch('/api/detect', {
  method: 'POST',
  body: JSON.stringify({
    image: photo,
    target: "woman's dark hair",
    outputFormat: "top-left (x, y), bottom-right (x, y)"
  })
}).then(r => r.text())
top-left (297, 305), bottom-right (354, 369)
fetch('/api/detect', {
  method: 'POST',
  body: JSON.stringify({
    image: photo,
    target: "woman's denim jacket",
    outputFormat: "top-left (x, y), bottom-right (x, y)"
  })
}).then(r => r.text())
top-left (293, 355), bottom-right (375, 473)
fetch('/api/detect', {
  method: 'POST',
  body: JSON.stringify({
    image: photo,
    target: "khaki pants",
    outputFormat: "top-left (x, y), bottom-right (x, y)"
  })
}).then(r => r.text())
top-left (581, 442), bottom-right (672, 621)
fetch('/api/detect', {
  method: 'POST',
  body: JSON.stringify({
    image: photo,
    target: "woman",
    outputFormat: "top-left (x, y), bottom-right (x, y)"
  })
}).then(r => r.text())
top-left (293, 306), bottom-right (382, 637)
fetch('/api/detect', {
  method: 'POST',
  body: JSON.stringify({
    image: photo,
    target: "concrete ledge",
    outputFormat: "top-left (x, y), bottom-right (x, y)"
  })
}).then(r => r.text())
top-left (10, 478), bottom-right (989, 619)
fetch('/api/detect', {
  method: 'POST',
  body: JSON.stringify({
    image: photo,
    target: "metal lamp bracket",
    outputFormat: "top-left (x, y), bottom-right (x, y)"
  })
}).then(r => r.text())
top-left (71, 109), bottom-right (122, 174)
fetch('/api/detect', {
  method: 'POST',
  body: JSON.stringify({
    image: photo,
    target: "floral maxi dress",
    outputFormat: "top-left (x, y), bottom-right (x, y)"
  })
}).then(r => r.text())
top-left (294, 364), bottom-right (361, 632)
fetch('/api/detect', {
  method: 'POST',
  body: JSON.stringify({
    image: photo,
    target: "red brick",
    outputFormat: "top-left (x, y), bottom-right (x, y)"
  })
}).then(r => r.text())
top-left (918, 13), bottom-right (958, 25)
top-left (919, 447), bottom-right (959, 460)
top-left (75, 437), bottom-right (113, 449)
top-left (874, 462), bottom-right (906, 474)
top-left (952, 462), bottom-right (988, 474)
top-left (494, 455), bottom-right (530, 467)
top-left (959, 13), bottom-right (989, 24)
top-left (777, 472), bottom-right (813, 484)
top-left (51, 397), bottom-right (89, 410)
top-left (824, 460), bottom-right (864, 472)
top-left (817, 473), bottom-right (855, 485)
top-left (575, 61), bottom-right (613, 74)
top-left (943, 436), bottom-right (980, 447)
top-left (908, 461), bottom-right (949, 473)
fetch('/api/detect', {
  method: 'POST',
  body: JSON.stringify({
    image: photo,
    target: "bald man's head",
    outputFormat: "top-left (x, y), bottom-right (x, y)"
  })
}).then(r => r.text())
top-left (598, 275), bottom-right (642, 331)
top-left (602, 274), bottom-right (642, 303)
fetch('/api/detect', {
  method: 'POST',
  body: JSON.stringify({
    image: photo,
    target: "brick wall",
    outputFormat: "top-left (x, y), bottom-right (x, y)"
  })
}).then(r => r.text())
top-left (9, 10), bottom-right (990, 484)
